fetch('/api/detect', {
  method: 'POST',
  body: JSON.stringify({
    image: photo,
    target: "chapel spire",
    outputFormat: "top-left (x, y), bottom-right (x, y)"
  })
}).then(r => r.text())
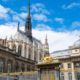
top-left (45, 34), bottom-right (48, 46)
top-left (27, 0), bottom-right (30, 19)
top-left (44, 34), bottom-right (49, 56)
top-left (25, 0), bottom-right (32, 39)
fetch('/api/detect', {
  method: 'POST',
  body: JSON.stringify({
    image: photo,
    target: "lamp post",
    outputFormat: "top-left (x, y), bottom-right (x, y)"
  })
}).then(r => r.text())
top-left (59, 65), bottom-right (61, 80)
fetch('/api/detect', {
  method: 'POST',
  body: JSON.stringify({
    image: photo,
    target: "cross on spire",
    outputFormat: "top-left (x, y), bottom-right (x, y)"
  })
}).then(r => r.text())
top-left (44, 34), bottom-right (49, 56)
top-left (27, 0), bottom-right (30, 19)
top-left (45, 34), bottom-right (48, 45)
top-left (25, 0), bottom-right (32, 39)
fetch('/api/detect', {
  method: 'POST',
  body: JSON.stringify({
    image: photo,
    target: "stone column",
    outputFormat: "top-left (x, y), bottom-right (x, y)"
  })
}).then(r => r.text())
top-left (72, 62), bottom-right (76, 80)
top-left (63, 63), bottom-right (68, 80)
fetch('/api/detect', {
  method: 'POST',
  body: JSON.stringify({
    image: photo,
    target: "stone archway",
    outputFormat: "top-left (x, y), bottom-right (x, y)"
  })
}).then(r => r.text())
top-left (21, 63), bottom-right (25, 72)
top-left (0, 58), bottom-right (4, 72)
top-left (15, 62), bottom-right (19, 72)
top-left (7, 60), bottom-right (13, 72)
top-left (12, 44), bottom-right (16, 51)
top-left (27, 64), bottom-right (31, 71)
top-left (18, 45), bottom-right (22, 56)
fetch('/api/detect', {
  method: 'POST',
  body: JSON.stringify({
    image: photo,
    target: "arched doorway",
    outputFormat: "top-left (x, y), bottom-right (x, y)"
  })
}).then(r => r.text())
top-left (12, 44), bottom-right (16, 51)
top-left (0, 59), bottom-right (4, 72)
top-left (15, 62), bottom-right (19, 72)
top-left (7, 60), bottom-right (13, 72)
top-left (27, 64), bottom-right (31, 71)
top-left (21, 63), bottom-right (25, 72)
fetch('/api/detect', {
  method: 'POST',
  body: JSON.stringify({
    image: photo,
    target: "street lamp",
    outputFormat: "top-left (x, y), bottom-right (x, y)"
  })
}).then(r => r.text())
top-left (59, 65), bottom-right (61, 80)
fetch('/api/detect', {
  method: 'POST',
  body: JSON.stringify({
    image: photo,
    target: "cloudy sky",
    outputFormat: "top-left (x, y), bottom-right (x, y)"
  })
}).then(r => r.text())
top-left (0, 0), bottom-right (80, 53)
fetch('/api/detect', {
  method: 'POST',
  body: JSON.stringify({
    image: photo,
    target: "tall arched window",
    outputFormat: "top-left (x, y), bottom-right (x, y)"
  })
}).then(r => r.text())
top-left (0, 59), bottom-right (4, 72)
top-left (7, 60), bottom-right (12, 72)
top-left (24, 45), bottom-right (27, 57)
top-left (12, 44), bottom-right (16, 51)
top-left (18, 45), bottom-right (22, 56)
top-left (34, 51), bottom-right (37, 61)
top-left (7, 44), bottom-right (10, 48)
top-left (39, 53), bottom-right (42, 61)
top-left (28, 48), bottom-right (31, 59)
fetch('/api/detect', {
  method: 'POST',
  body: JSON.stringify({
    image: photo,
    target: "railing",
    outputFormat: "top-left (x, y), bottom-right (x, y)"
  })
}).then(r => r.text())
top-left (0, 71), bottom-right (80, 80)
top-left (0, 71), bottom-right (38, 80)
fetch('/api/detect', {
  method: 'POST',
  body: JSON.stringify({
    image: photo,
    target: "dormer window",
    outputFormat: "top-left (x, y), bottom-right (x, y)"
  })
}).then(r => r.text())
top-left (18, 45), bottom-right (22, 56)
top-left (12, 44), bottom-right (16, 51)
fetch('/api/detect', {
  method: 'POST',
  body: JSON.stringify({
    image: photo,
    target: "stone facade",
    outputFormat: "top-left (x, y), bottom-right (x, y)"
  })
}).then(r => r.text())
top-left (0, 45), bottom-right (36, 73)
top-left (52, 38), bottom-right (80, 80)
top-left (0, 0), bottom-right (49, 73)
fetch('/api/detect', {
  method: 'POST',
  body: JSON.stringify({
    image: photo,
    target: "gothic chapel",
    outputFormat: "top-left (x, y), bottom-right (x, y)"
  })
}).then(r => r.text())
top-left (0, 0), bottom-right (49, 72)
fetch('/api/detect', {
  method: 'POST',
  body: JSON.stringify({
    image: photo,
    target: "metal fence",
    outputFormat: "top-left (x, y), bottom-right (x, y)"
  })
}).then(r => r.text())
top-left (0, 71), bottom-right (38, 80)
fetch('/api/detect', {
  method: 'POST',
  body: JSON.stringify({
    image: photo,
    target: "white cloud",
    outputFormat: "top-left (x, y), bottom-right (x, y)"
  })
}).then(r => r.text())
top-left (71, 21), bottom-right (80, 29)
top-left (31, 3), bottom-right (44, 12)
top-left (0, 4), bottom-right (18, 21)
top-left (1, 0), bottom-right (7, 2)
top-left (33, 14), bottom-right (49, 22)
top-left (12, 12), bottom-right (27, 23)
top-left (21, 3), bottom-right (50, 15)
top-left (35, 24), bottom-right (52, 31)
top-left (20, 6), bottom-right (27, 11)
top-left (0, 25), bottom-right (16, 38)
top-left (0, 4), bottom-right (50, 23)
top-left (0, 4), bottom-right (27, 23)
top-left (31, 3), bottom-right (50, 15)
top-left (12, 15), bottom-right (23, 23)
top-left (4, 22), bottom-right (18, 27)
top-left (62, 2), bottom-right (80, 9)
top-left (0, 5), bottom-right (10, 20)
top-left (19, 12), bottom-right (27, 19)
top-left (31, 3), bottom-right (51, 22)
top-left (0, 25), bottom-right (80, 53)
top-left (54, 17), bottom-right (64, 24)
top-left (33, 30), bottom-right (80, 53)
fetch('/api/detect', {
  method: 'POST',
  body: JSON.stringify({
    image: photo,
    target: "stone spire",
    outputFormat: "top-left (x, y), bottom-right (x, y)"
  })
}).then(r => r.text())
top-left (25, 0), bottom-right (32, 39)
top-left (45, 34), bottom-right (48, 46)
top-left (17, 22), bottom-right (20, 31)
top-left (44, 34), bottom-right (49, 56)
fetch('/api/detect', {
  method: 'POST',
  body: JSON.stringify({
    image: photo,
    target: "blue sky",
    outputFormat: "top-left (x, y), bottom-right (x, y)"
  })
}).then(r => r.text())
top-left (0, 0), bottom-right (80, 31)
top-left (0, 0), bottom-right (80, 52)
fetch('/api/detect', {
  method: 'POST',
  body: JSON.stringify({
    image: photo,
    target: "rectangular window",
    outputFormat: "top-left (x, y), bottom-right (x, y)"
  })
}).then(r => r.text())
top-left (75, 63), bottom-right (80, 68)
top-left (75, 72), bottom-right (80, 80)
top-left (60, 64), bottom-right (63, 68)
top-left (68, 63), bottom-right (71, 68)
top-left (68, 72), bottom-right (72, 80)
top-left (60, 72), bottom-right (64, 80)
